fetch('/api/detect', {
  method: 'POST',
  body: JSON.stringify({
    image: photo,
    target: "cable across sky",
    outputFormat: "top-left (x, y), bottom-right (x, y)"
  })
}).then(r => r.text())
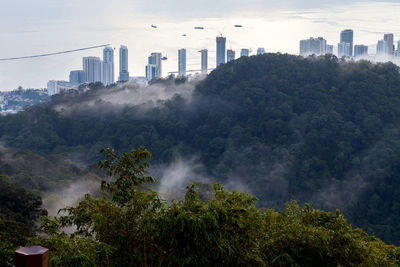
top-left (0, 44), bottom-right (110, 61)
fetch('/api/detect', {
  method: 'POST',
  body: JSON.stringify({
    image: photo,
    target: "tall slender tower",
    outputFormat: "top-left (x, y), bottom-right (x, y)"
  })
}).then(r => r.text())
top-left (216, 36), bottom-right (226, 67)
top-left (340, 29), bottom-right (354, 57)
top-left (200, 49), bottom-right (208, 75)
top-left (148, 53), bottom-right (162, 78)
top-left (102, 46), bottom-right (114, 85)
top-left (384, 33), bottom-right (394, 55)
top-left (119, 45), bottom-right (129, 82)
top-left (178, 48), bottom-right (186, 77)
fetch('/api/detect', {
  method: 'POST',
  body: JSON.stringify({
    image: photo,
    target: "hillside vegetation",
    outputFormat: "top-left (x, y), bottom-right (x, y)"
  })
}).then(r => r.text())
top-left (1, 54), bottom-right (400, 244)
top-left (31, 148), bottom-right (400, 266)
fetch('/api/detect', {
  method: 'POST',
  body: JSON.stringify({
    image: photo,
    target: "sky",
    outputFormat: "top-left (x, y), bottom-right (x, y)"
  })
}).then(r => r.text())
top-left (0, 0), bottom-right (399, 90)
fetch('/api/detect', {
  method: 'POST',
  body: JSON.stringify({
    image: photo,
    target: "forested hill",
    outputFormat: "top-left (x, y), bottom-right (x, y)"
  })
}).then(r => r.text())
top-left (2, 53), bottom-right (400, 244)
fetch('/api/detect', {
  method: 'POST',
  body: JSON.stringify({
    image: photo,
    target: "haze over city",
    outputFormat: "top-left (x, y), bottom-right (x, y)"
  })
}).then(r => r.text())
top-left (0, 0), bottom-right (399, 90)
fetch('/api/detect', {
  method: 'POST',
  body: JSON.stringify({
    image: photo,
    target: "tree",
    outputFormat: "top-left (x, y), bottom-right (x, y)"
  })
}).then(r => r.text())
top-left (33, 148), bottom-right (400, 266)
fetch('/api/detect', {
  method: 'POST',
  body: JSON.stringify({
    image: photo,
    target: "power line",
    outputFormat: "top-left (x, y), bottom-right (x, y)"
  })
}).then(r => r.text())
top-left (0, 44), bottom-right (110, 61)
top-left (168, 68), bottom-right (215, 74)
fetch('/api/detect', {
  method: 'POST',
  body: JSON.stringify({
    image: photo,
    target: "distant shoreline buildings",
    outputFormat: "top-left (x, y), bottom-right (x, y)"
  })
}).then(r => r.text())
top-left (299, 29), bottom-right (400, 61)
top-left (46, 28), bottom-right (400, 96)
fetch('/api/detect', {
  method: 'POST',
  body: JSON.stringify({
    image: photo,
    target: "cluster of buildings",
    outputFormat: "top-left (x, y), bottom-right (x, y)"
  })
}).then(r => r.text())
top-left (175, 36), bottom-right (264, 77)
top-left (0, 88), bottom-right (49, 115)
top-left (47, 45), bottom-right (132, 96)
top-left (47, 36), bottom-right (266, 96)
top-left (47, 30), bottom-right (400, 96)
top-left (300, 29), bottom-right (400, 59)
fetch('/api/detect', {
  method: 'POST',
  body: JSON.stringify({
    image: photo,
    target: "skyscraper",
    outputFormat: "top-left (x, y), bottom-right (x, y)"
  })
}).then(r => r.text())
top-left (200, 49), bottom-right (208, 75)
top-left (148, 53), bottom-right (162, 78)
top-left (103, 46), bottom-right (114, 63)
top-left (83, 57), bottom-right (102, 83)
top-left (300, 37), bottom-right (327, 56)
top-left (178, 48), bottom-right (186, 77)
top-left (47, 80), bottom-right (59, 96)
top-left (240, 49), bottom-right (249, 57)
top-left (145, 64), bottom-right (157, 81)
top-left (384, 34), bottom-right (394, 55)
top-left (354, 45), bottom-right (368, 57)
top-left (227, 49), bottom-right (235, 62)
top-left (397, 40), bottom-right (400, 57)
top-left (377, 40), bottom-right (386, 54)
top-left (257, 48), bottom-right (266, 55)
top-left (119, 45), bottom-right (129, 82)
top-left (338, 42), bottom-right (351, 57)
top-left (102, 46), bottom-right (114, 85)
top-left (216, 36), bottom-right (226, 67)
top-left (340, 29), bottom-right (354, 57)
top-left (69, 70), bottom-right (85, 85)
top-left (326, 45), bottom-right (334, 55)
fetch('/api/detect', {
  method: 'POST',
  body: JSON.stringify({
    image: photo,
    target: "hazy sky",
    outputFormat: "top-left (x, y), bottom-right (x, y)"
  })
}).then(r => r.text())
top-left (0, 0), bottom-right (399, 90)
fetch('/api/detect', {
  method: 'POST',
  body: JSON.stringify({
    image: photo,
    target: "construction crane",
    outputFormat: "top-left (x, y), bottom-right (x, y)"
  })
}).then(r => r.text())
top-left (0, 44), bottom-right (110, 61)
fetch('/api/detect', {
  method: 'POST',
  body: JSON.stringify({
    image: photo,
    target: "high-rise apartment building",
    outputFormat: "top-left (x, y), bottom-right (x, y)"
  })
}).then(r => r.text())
top-left (145, 64), bottom-right (157, 81)
top-left (338, 42), bottom-right (351, 57)
top-left (377, 40), bottom-right (386, 54)
top-left (300, 37), bottom-right (327, 56)
top-left (148, 53), bottom-right (162, 78)
top-left (47, 80), bottom-right (59, 96)
top-left (200, 49), bottom-right (208, 75)
top-left (384, 34), bottom-right (394, 55)
top-left (83, 57), bottom-right (102, 83)
top-left (119, 45), bottom-right (129, 82)
top-left (178, 48), bottom-right (186, 77)
top-left (240, 49), bottom-right (249, 57)
top-left (69, 70), bottom-right (85, 85)
top-left (326, 45), bottom-right (334, 55)
top-left (216, 36), bottom-right (226, 67)
top-left (396, 40), bottom-right (400, 57)
top-left (227, 49), bottom-right (235, 62)
top-left (47, 80), bottom-right (74, 96)
top-left (354, 45), bottom-right (368, 57)
top-left (257, 48), bottom-right (266, 55)
top-left (340, 29), bottom-right (354, 57)
top-left (102, 46), bottom-right (114, 85)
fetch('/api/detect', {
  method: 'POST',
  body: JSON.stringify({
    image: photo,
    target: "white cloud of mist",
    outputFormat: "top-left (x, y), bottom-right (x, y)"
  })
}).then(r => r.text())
top-left (353, 54), bottom-right (400, 66)
top-left (55, 79), bottom-right (198, 114)
top-left (43, 179), bottom-right (100, 216)
top-left (103, 81), bottom-right (195, 106)
top-left (154, 157), bottom-right (210, 201)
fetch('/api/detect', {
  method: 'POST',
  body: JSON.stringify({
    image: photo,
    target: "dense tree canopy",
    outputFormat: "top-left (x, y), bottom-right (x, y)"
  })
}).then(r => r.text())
top-left (1, 54), bottom-right (400, 244)
top-left (32, 148), bottom-right (400, 266)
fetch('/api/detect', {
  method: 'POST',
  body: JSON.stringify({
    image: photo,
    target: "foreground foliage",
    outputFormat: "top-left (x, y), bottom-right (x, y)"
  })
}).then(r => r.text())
top-left (32, 149), bottom-right (400, 266)
top-left (0, 175), bottom-right (46, 266)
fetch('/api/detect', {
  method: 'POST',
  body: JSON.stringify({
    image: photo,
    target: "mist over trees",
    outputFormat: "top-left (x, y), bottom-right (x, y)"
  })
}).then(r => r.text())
top-left (30, 148), bottom-right (400, 266)
top-left (1, 53), bottom-right (400, 245)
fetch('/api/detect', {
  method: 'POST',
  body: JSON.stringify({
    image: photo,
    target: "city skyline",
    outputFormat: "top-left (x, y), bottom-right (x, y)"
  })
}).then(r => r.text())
top-left (0, 0), bottom-right (399, 90)
top-left (55, 27), bottom-right (386, 91)
top-left (45, 28), bottom-right (400, 95)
